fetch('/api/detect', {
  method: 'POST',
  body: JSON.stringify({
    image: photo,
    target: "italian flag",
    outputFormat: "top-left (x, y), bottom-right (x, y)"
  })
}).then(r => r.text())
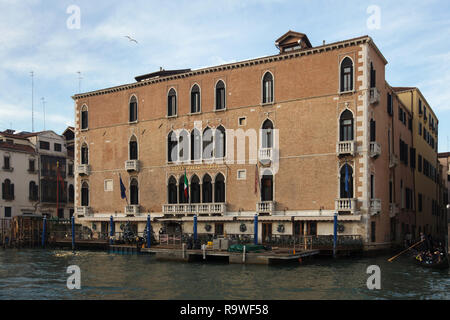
top-left (184, 169), bottom-right (189, 201)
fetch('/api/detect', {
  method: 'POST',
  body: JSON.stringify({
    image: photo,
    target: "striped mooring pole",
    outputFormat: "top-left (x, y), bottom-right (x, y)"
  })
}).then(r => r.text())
top-left (41, 216), bottom-right (47, 248)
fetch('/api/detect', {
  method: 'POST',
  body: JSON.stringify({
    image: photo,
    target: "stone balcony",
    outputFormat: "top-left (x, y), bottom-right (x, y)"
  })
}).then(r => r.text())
top-left (369, 142), bottom-right (381, 158)
top-left (335, 198), bottom-right (357, 214)
top-left (125, 205), bottom-right (141, 216)
top-left (369, 87), bottom-right (380, 104)
top-left (389, 154), bottom-right (399, 168)
top-left (336, 141), bottom-right (356, 156)
top-left (162, 203), bottom-right (226, 216)
top-left (76, 206), bottom-right (91, 216)
top-left (125, 160), bottom-right (140, 172)
top-left (257, 201), bottom-right (275, 214)
top-left (389, 203), bottom-right (399, 218)
top-left (259, 148), bottom-right (273, 164)
top-left (77, 164), bottom-right (90, 176)
top-left (370, 199), bottom-right (381, 216)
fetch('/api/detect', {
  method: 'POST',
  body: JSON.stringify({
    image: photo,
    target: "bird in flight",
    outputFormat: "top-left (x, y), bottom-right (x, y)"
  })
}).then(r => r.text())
top-left (124, 36), bottom-right (138, 44)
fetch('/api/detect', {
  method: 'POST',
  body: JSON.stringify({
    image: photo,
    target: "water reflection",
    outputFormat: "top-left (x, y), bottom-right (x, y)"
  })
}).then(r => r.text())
top-left (0, 250), bottom-right (448, 300)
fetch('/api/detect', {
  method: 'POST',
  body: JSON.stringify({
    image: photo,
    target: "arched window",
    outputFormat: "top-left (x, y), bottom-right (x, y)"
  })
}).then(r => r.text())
top-left (168, 88), bottom-right (177, 116)
top-left (339, 110), bottom-right (354, 141)
top-left (191, 128), bottom-right (201, 161)
top-left (261, 119), bottom-right (274, 148)
top-left (202, 174), bottom-right (212, 203)
top-left (69, 184), bottom-right (74, 203)
top-left (190, 175), bottom-right (200, 204)
top-left (29, 181), bottom-right (38, 201)
top-left (81, 105), bottom-right (88, 130)
top-left (215, 126), bottom-right (226, 159)
top-left (129, 135), bottom-right (138, 160)
top-left (340, 57), bottom-right (353, 92)
top-left (214, 173), bottom-right (225, 203)
top-left (179, 176), bottom-right (189, 204)
top-left (168, 176), bottom-right (177, 204)
top-left (202, 127), bottom-right (213, 160)
top-left (190, 84), bottom-right (201, 113)
top-left (81, 143), bottom-right (89, 164)
top-left (167, 131), bottom-right (178, 163)
top-left (129, 95), bottom-right (138, 122)
top-left (261, 170), bottom-right (273, 201)
top-left (262, 72), bottom-right (274, 104)
top-left (340, 164), bottom-right (354, 198)
top-left (179, 130), bottom-right (189, 162)
top-left (215, 80), bottom-right (226, 110)
top-left (81, 182), bottom-right (89, 206)
top-left (130, 178), bottom-right (139, 205)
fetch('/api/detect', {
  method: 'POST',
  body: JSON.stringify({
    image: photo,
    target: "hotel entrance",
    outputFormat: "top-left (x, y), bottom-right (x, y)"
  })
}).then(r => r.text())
top-left (262, 223), bottom-right (272, 243)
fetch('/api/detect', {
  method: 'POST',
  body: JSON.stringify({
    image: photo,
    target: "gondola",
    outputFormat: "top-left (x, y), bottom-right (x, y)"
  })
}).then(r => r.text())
top-left (412, 249), bottom-right (449, 270)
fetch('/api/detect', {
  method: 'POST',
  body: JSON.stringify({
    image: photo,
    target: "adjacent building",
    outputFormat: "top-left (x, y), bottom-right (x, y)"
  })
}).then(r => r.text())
top-left (72, 31), bottom-right (441, 250)
top-left (0, 129), bottom-right (75, 219)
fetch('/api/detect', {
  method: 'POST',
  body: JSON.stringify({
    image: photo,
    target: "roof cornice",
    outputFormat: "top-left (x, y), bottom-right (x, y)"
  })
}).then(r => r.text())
top-left (72, 35), bottom-right (372, 100)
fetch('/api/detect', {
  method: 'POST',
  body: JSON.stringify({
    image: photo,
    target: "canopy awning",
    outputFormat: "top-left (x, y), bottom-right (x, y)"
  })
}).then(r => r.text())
top-left (293, 215), bottom-right (361, 221)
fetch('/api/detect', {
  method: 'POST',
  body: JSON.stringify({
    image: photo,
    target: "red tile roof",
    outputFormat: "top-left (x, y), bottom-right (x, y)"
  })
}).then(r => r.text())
top-left (0, 141), bottom-right (36, 154)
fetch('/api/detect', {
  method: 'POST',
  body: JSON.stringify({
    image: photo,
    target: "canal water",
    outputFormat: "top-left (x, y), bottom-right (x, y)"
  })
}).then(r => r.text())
top-left (0, 249), bottom-right (448, 300)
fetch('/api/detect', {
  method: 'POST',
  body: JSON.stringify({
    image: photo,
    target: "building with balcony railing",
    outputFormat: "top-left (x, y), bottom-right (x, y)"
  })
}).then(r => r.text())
top-left (71, 31), bottom-right (438, 250)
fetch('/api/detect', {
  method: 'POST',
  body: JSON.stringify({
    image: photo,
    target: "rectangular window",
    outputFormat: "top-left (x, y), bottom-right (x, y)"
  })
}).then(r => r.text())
top-left (389, 181), bottom-right (393, 203)
top-left (371, 221), bottom-right (376, 243)
top-left (5, 207), bottom-right (11, 218)
top-left (238, 117), bottom-right (247, 126)
top-left (387, 94), bottom-right (393, 116)
top-left (40, 141), bottom-right (50, 150)
top-left (419, 122), bottom-right (422, 135)
top-left (29, 159), bottom-right (35, 172)
top-left (3, 156), bottom-right (10, 169)
top-left (237, 170), bottom-right (247, 180)
top-left (408, 118), bottom-right (412, 131)
top-left (410, 148), bottom-right (416, 169)
top-left (54, 143), bottom-right (62, 152)
top-left (104, 179), bottom-right (113, 192)
top-left (370, 174), bottom-right (375, 199)
top-left (68, 164), bottom-right (74, 176)
top-left (419, 99), bottom-right (422, 114)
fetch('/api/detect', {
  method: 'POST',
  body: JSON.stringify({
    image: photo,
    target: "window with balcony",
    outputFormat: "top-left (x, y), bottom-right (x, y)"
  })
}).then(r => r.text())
top-left (215, 126), bottom-right (226, 159)
top-left (130, 178), bottom-right (139, 205)
top-left (340, 57), bottom-right (353, 92)
top-left (202, 127), bottom-right (213, 160)
top-left (178, 175), bottom-right (189, 204)
top-left (340, 164), bottom-right (353, 198)
top-left (202, 174), bottom-right (213, 203)
top-left (215, 80), bottom-right (226, 110)
top-left (179, 130), bottom-right (189, 162)
top-left (260, 170), bottom-right (273, 201)
top-left (214, 173), bottom-right (226, 203)
top-left (190, 128), bottom-right (201, 161)
top-left (190, 84), bottom-right (201, 113)
top-left (167, 88), bottom-right (177, 117)
top-left (191, 175), bottom-right (200, 203)
top-left (339, 110), bottom-right (354, 141)
top-left (129, 135), bottom-right (138, 160)
top-left (262, 72), bottom-right (274, 104)
top-left (261, 119), bottom-right (274, 148)
top-left (129, 95), bottom-right (138, 122)
top-left (167, 131), bottom-right (178, 163)
top-left (81, 143), bottom-right (89, 165)
top-left (81, 182), bottom-right (89, 206)
top-left (370, 119), bottom-right (376, 142)
top-left (168, 176), bottom-right (177, 204)
top-left (81, 105), bottom-right (88, 130)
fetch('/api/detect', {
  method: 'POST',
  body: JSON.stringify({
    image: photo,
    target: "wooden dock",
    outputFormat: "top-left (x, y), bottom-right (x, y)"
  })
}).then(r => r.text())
top-left (140, 246), bottom-right (320, 265)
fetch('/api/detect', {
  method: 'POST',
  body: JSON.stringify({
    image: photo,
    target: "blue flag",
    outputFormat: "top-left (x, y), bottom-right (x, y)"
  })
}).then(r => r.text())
top-left (119, 174), bottom-right (127, 200)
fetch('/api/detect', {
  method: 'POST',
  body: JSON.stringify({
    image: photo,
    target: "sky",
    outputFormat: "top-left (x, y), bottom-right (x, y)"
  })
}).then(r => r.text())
top-left (0, 0), bottom-right (449, 151)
